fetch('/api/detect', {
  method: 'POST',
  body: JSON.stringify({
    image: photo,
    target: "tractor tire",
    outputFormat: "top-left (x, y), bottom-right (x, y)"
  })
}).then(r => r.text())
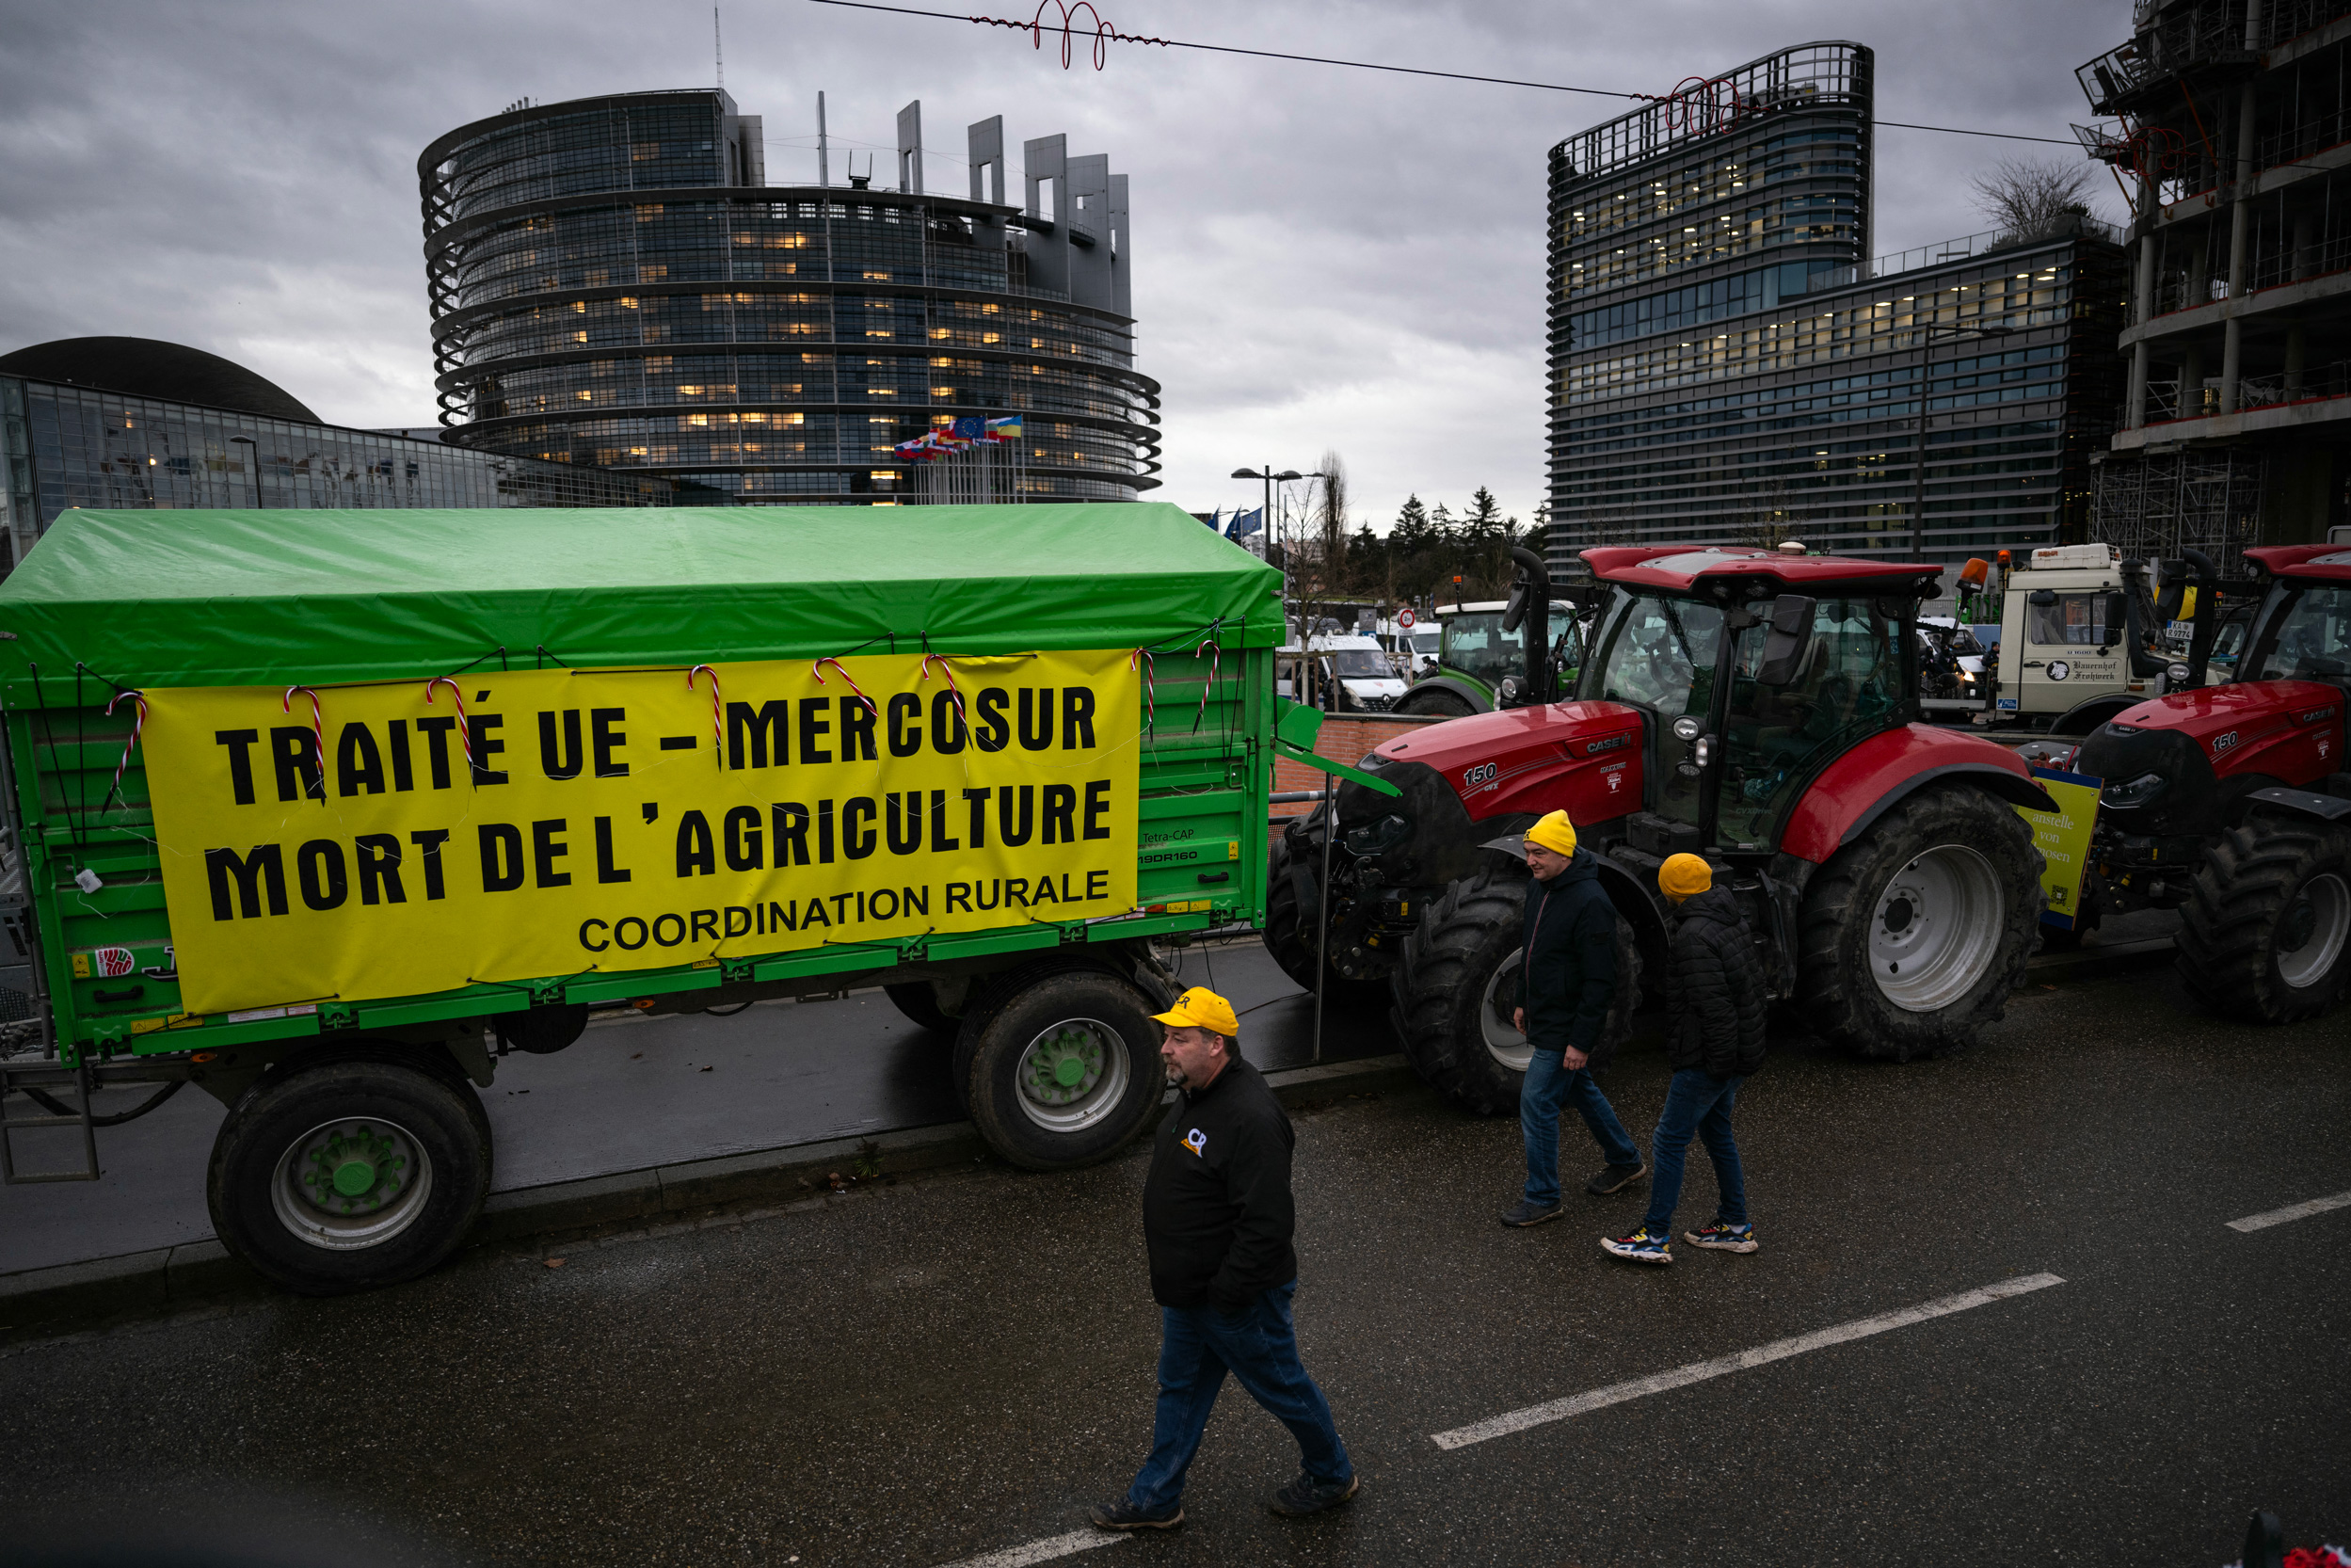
top-left (207, 1056), bottom-right (491, 1296)
top-left (1388, 868), bottom-right (1639, 1116)
top-left (1797, 785), bottom-right (2040, 1062)
top-left (884, 982), bottom-right (960, 1034)
top-left (1396, 688), bottom-right (1476, 719)
top-left (960, 968), bottom-right (1164, 1171)
top-left (2176, 817), bottom-right (2351, 1023)
top-left (1263, 836), bottom-right (1392, 1009)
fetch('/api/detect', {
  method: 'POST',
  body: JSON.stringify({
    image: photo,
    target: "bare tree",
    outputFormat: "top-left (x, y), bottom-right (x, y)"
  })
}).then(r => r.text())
top-left (1971, 158), bottom-right (2097, 241)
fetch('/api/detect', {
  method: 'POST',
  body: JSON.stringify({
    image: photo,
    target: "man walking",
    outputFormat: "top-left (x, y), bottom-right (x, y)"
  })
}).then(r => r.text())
top-left (1501, 809), bottom-right (1646, 1227)
top-left (1091, 986), bottom-right (1358, 1531)
top-left (1604, 853), bottom-right (1767, 1264)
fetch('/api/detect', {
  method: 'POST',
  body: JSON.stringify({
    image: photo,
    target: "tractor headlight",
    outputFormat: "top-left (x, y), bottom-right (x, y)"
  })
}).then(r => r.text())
top-left (2101, 772), bottom-right (2169, 809)
top-left (2167, 662), bottom-right (2192, 683)
top-left (1499, 676), bottom-right (1521, 701)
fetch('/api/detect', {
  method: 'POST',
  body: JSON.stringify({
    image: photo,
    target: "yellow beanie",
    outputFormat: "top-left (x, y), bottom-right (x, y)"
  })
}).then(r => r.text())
top-left (1524, 809), bottom-right (1577, 857)
top-left (1659, 853), bottom-right (1712, 901)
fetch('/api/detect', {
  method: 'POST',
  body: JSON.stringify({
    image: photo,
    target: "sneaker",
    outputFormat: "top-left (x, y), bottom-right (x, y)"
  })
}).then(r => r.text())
top-left (1499, 1197), bottom-right (1564, 1227)
top-left (1600, 1226), bottom-right (1672, 1264)
top-left (1585, 1162), bottom-right (1648, 1195)
top-left (1269, 1471), bottom-right (1361, 1517)
top-left (1686, 1221), bottom-right (1759, 1254)
top-left (1089, 1497), bottom-right (1184, 1532)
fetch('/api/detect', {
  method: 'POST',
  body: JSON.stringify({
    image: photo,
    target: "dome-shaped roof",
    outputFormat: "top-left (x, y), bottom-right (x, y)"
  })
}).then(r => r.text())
top-left (0, 336), bottom-right (321, 424)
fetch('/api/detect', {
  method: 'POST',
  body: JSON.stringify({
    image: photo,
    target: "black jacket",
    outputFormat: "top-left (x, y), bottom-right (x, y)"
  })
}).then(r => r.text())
top-left (1143, 1056), bottom-right (1298, 1314)
top-left (1664, 884), bottom-right (1769, 1079)
top-left (1521, 850), bottom-right (1619, 1061)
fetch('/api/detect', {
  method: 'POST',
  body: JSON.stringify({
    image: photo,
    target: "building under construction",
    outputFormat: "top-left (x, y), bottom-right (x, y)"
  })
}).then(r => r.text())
top-left (2079, 0), bottom-right (2351, 566)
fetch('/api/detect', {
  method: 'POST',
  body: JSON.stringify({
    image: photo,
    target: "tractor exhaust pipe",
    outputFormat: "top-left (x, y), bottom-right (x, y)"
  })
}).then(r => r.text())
top-left (1502, 546), bottom-right (1552, 706)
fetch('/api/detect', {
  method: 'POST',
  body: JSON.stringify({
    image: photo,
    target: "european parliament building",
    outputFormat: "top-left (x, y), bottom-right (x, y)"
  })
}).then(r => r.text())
top-left (418, 88), bottom-right (1160, 504)
top-left (1545, 41), bottom-right (2127, 569)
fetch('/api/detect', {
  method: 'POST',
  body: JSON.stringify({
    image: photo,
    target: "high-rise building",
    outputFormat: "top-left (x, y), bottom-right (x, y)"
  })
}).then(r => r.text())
top-left (0, 337), bottom-right (701, 575)
top-left (1547, 42), bottom-right (2127, 569)
top-left (418, 88), bottom-right (1159, 504)
top-left (2081, 0), bottom-right (2351, 562)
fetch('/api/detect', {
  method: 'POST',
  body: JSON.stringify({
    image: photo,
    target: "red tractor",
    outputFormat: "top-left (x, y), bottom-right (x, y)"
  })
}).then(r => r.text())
top-left (2062, 543), bottom-right (2351, 1021)
top-left (1265, 544), bottom-right (2059, 1113)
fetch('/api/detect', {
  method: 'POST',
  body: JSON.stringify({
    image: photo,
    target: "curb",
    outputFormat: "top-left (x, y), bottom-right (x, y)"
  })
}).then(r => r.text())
top-left (0, 1052), bottom-right (1423, 1333)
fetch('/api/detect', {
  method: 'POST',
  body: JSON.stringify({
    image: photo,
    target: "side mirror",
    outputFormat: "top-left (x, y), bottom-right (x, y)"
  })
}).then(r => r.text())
top-left (1753, 594), bottom-right (1816, 685)
top-left (1501, 575), bottom-right (1529, 634)
top-left (2102, 591), bottom-right (2127, 650)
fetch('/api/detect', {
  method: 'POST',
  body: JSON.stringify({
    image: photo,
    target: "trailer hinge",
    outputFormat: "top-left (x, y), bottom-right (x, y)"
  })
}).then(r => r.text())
top-left (529, 979), bottom-right (568, 1007)
top-left (721, 958), bottom-right (755, 984)
top-left (1057, 920), bottom-right (1086, 947)
top-left (318, 1002), bottom-right (359, 1031)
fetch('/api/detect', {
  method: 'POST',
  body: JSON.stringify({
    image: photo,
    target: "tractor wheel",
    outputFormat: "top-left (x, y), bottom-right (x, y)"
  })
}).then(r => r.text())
top-left (2176, 818), bottom-right (2351, 1023)
top-left (1797, 785), bottom-right (2040, 1062)
top-left (960, 969), bottom-right (1163, 1171)
top-left (207, 1055), bottom-right (491, 1296)
top-left (1388, 868), bottom-right (1639, 1116)
top-left (1396, 688), bottom-right (1475, 719)
top-left (1262, 835), bottom-right (1392, 1008)
top-left (884, 982), bottom-right (960, 1034)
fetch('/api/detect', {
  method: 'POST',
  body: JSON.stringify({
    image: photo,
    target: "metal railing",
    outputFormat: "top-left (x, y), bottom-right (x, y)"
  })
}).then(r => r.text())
top-left (1796, 218), bottom-right (2120, 296)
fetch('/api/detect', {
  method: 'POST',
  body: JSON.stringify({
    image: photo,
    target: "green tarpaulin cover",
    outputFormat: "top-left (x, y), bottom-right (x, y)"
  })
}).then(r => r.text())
top-left (0, 504), bottom-right (1284, 694)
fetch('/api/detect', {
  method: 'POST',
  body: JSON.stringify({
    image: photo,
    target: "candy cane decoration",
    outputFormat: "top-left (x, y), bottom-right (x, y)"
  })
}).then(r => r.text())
top-left (103, 689), bottom-right (149, 808)
top-left (920, 653), bottom-right (968, 737)
top-left (1129, 648), bottom-right (1157, 737)
top-left (283, 685), bottom-right (327, 802)
top-left (423, 676), bottom-right (476, 784)
top-left (1191, 637), bottom-right (1221, 734)
top-left (686, 664), bottom-right (724, 768)
top-left (812, 656), bottom-right (879, 720)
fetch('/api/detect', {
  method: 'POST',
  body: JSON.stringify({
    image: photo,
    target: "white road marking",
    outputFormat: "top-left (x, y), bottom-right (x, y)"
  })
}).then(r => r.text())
top-left (934, 1527), bottom-right (1128, 1568)
top-left (2227, 1190), bottom-right (2351, 1232)
top-left (1429, 1272), bottom-right (2067, 1450)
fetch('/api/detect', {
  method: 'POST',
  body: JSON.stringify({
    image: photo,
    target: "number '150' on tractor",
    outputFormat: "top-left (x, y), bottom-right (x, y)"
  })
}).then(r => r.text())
top-left (1266, 544), bottom-right (2059, 1113)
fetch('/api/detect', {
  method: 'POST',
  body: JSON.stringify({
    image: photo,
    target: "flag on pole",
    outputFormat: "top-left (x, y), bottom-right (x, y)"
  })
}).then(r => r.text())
top-left (1225, 506), bottom-right (1264, 539)
top-left (984, 415), bottom-right (1023, 442)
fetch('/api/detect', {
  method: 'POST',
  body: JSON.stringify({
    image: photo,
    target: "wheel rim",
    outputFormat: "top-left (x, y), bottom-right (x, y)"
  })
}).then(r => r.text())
top-left (1015, 1017), bottom-right (1132, 1132)
top-left (269, 1117), bottom-right (436, 1252)
top-left (2277, 872), bottom-right (2351, 990)
top-left (1867, 844), bottom-right (2006, 1013)
top-left (1479, 953), bottom-right (1533, 1074)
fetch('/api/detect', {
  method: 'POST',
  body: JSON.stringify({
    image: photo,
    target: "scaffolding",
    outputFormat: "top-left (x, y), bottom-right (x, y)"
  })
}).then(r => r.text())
top-left (2089, 447), bottom-right (2267, 569)
top-left (911, 438), bottom-right (1026, 504)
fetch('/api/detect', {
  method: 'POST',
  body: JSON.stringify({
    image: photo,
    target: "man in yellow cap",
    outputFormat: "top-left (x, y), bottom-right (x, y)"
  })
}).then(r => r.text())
top-left (1604, 853), bottom-right (1767, 1265)
top-left (1091, 985), bottom-right (1357, 1532)
top-left (1502, 808), bottom-right (1646, 1228)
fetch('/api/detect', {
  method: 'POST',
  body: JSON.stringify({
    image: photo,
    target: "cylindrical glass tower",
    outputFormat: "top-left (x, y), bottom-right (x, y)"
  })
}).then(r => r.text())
top-left (419, 89), bottom-right (1160, 503)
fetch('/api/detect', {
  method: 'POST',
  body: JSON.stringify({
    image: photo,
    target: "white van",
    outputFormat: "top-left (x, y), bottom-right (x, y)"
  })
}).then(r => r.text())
top-left (1276, 632), bottom-right (1410, 712)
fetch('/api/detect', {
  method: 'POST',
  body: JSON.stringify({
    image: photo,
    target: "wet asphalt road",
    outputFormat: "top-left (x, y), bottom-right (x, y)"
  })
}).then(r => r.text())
top-left (5, 954), bottom-right (2345, 1567)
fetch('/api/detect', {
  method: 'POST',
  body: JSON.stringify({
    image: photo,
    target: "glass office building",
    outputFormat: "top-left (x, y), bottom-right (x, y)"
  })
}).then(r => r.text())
top-left (418, 88), bottom-right (1160, 504)
top-left (0, 362), bottom-right (699, 577)
top-left (1546, 41), bottom-right (2127, 568)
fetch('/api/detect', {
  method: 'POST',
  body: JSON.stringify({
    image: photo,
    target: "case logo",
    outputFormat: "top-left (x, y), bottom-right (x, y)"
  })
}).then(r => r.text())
top-left (1584, 734), bottom-right (1630, 756)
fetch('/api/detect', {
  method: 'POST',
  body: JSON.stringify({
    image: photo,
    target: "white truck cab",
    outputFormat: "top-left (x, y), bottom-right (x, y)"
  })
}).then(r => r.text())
top-left (1994, 544), bottom-right (2135, 721)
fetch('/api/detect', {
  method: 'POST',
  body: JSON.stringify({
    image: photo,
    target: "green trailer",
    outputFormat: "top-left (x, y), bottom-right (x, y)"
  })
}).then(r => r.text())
top-left (0, 503), bottom-right (1378, 1295)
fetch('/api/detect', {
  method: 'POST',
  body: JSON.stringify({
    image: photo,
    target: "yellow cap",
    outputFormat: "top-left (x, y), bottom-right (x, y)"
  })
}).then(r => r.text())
top-left (1524, 809), bottom-right (1577, 857)
top-left (1153, 985), bottom-right (1239, 1038)
top-left (1660, 853), bottom-right (1712, 901)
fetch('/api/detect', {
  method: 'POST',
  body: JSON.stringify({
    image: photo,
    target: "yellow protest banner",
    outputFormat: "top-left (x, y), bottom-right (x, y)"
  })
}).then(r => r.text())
top-left (2015, 765), bottom-right (2102, 931)
top-left (139, 649), bottom-right (1141, 1015)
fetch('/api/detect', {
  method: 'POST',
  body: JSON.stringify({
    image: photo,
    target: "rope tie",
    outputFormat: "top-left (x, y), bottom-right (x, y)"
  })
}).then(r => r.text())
top-left (1128, 648), bottom-right (1156, 737)
top-left (102, 689), bottom-right (149, 808)
top-left (1191, 637), bottom-right (1221, 733)
top-left (283, 686), bottom-right (327, 803)
top-left (686, 665), bottom-right (724, 768)
top-left (423, 676), bottom-right (476, 786)
top-left (812, 656), bottom-right (879, 720)
top-left (919, 653), bottom-right (968, 735)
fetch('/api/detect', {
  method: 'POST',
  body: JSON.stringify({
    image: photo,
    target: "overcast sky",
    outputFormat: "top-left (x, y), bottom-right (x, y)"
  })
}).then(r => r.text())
top-left (0, 0), bottom-right (2121, 530)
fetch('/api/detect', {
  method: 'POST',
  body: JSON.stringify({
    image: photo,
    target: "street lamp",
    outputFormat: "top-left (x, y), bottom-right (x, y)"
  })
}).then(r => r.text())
top-left (1908, 323), bottom-right (2017, 559)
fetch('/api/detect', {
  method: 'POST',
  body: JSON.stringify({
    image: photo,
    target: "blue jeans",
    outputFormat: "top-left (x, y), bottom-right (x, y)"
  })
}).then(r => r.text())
top-left (1521, 1048), bottom-right (1642, 1207)
top-left (1126, 1280), bottom-right (1351, 1512)
top-left (1642, 1068), bottom-right (1749, 1233)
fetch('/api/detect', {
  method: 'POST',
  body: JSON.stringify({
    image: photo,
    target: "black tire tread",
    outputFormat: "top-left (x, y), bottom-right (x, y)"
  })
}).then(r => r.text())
top-left (2175, 817), bottom-right (2351, 1023)
top-left (962, 969), bottom-right (1163, 1172)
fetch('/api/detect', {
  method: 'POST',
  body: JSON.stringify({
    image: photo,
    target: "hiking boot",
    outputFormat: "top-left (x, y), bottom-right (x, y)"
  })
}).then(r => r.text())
top-left (1686, 1220), bottom-right (1759, 1254)
top-left (1089, 1497), bottom-right (1184, 1531)
top-left (1269, 1472), bottom-right (1361, 1517)
top-left (1585, 1162), bottom-right (1648, 1195)
top-left (1499, 1197), bottom-right (1564, 1227)
top-left (1600, 1226), bottom-right (1672, 1264)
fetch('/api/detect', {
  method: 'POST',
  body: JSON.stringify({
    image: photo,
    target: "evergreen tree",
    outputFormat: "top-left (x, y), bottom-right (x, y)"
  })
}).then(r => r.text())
top-left (1391, 493), bottom-right (1433, 553)
top-left (1463, 485), bottom-right (1505, 545)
